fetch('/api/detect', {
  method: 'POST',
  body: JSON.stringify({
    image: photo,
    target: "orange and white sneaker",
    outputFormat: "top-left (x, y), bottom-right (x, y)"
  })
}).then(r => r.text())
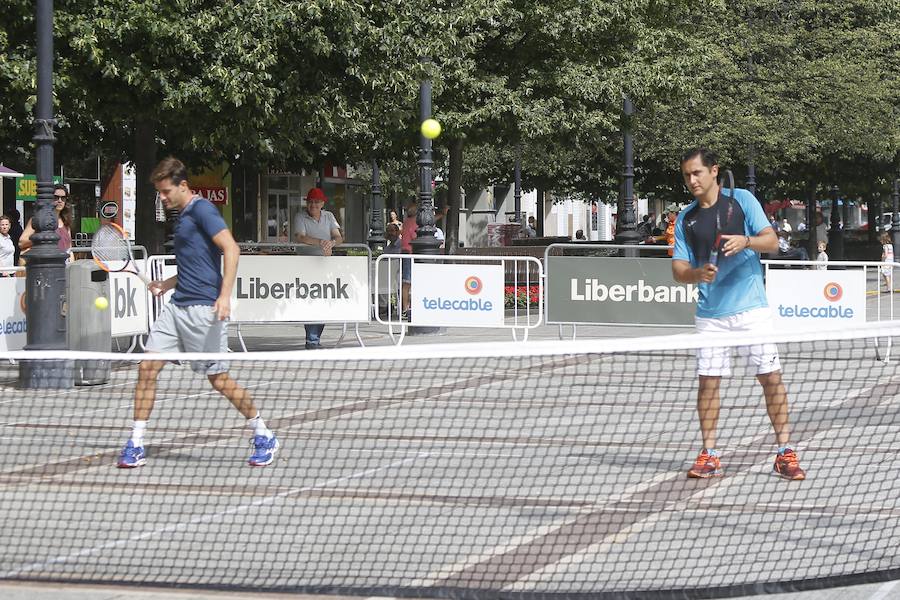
top-left (774, 448), bottom-right (806, 480)
top-left (687, 449), bottom-right (723, 478)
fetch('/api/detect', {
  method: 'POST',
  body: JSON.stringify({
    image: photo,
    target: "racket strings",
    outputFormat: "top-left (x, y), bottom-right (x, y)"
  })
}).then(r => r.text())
top-left (92, 228), bottom-right (131, 264)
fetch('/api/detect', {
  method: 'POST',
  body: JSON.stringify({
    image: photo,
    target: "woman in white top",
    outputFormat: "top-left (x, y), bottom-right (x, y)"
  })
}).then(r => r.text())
top-left (0, 215), bottom-right (15, 276)
top-left (881, 232), bottom-right (894, 292)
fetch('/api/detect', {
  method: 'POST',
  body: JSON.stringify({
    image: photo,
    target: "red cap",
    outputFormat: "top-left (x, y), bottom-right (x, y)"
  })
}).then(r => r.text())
top-left (306, 187), bottom-right (327, 202)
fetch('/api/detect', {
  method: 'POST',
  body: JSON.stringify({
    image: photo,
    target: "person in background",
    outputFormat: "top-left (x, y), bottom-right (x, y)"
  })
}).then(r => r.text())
top-left (19, 184), bottom-right (72, 258)
top-left (815, 213), bottom-right (828, 247)
top-left (521, 216), bottom-right (537, 238)
top-left (294, 187), bottom-right (343, 349)
top-left (399, 200), bottom-right (418, 319)
top-left (655, 210), bottom-right (678, 256)
top-left (387, 209), bottom-right (403, 232)
top-left (384, 222), bottom-right (401, 254)
top-left (528, 216), bottom-right (539, 236)
top-left (881, 232), bottom-right (894, 292)
top-left (7, 209), bottom-right (22, 265)
top-left (575, 229), bottom-right (586, 240)
top-left (816, 240), bottom-right (828, 271)
top-left (0, 215), bottom-right (15, 276)
top-left (781, 218), bottom-right (792, 234)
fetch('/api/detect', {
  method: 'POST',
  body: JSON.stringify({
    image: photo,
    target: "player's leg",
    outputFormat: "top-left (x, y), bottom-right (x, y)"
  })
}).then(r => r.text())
top-left (688, 315), bottom-right (730, 478)
top-left (117, 306), bottom-right (180, 468)
top-left (752, 344), bottom-right (805, 480)
top-left (184, 305), bottom-right (280, 466)
top-left (757, 370), bottom-right (789, 446)
top-left (698, 375), bottom-right (721, 449)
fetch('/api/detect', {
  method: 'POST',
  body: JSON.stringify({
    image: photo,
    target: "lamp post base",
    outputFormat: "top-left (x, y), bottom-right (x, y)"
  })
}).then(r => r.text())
top-left (19, 358), bottom-right (73, 389)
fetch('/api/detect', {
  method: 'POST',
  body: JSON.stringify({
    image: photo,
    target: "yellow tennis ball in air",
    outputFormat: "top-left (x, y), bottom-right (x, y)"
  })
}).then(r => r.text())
top-left (421, 118), bottom-right (442, 139)
top-left (94, 296), bottom-right (109, 310)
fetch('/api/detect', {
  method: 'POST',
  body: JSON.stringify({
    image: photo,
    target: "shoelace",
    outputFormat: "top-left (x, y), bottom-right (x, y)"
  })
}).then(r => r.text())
top-left (779, 451), bottom-right (799, 468)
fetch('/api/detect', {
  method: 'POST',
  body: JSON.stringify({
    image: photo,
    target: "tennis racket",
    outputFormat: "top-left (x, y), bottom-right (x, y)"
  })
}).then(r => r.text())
top-left (709, 169), bottom-right (736, 266)
top-left (91, 223), bottom-right (152, 285)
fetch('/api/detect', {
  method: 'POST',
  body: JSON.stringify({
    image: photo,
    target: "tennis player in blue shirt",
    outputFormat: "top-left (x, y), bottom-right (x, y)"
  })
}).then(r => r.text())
top-left (672, 148), bottom-right (805, 480)
top-left (117, 157), bottom-right (279, 468)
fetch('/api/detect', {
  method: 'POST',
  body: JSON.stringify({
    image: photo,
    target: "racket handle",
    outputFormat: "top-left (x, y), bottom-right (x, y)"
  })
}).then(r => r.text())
top-left (136, 271), bottom-right (153, 286)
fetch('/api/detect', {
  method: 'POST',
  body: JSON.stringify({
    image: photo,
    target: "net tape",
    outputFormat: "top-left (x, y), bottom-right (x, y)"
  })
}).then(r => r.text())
top-left (1, 321), bottom-right (899, 598)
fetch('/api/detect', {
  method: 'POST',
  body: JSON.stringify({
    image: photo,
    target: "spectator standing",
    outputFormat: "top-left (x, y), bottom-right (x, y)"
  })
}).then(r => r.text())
top-left (815, 241), bottom-right (829, 271)
top-left (20, 184), bottom-right (72, 257)
top-left (521, 216), bottom-right (537, 238)
top-left (0, 216), bottom-right (15, 276)
top-left (400, 201), bottom-right (418, 318)
top-left (293, 187), bottom-right (343, 349)
top-left (815, 213), bottom-right (828, 246)
top-left (387, 209), bottom-right (403, 232)
top-left (881, 232), bottom-right (894, 292)
top-left (7, 209), bottom-right (22, 265)
top-left (781, 218), bottom-right (792, 234)
top-left (384, 222), bottom-right (401, 254)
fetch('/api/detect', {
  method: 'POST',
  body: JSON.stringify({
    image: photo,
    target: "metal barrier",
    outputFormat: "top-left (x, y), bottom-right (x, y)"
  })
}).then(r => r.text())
top-left (762, 258), bottom-right (898, 361)
top-left (544, 243), bottom-right (682, 339)
top-left (374, 253), bottom-right (543, 345)
top-left (147, 244), bottom-right (373, 351)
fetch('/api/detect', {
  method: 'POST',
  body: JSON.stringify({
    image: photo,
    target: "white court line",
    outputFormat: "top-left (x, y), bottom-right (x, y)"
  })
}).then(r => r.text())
top-left (868, 579), bottom-right (899, 600)
top-left (409, 470), bottom-right (677, 588)
top-left (0, 452), bottom-right (429, 579)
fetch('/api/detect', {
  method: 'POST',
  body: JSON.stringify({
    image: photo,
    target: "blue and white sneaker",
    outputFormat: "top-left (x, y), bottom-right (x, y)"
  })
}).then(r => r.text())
top-left (248, 434), bottom-right (279, 467)
top-left (116, 440), bottom-right (146, 468)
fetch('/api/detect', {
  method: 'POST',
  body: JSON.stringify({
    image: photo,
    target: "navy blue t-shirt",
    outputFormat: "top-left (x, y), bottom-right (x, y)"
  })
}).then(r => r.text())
top-left (171, 197), bottom-right (226, 306)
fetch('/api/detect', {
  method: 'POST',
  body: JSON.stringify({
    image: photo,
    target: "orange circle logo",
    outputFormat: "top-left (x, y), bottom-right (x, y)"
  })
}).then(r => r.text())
top-left (823, 282), bottom-right (843, 302)
top-left (464, 276), bottom-right (482, 295)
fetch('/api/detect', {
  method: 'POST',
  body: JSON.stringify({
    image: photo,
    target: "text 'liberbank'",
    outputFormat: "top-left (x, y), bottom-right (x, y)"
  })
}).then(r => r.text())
top-left (236, 277), bottom-right (349, 299)
top-left (570, 279), bottom-right (698, 303)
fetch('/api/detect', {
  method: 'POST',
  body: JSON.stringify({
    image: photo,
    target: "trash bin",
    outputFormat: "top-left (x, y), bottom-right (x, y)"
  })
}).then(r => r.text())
top-left (67, 260), bottom-right (111, 385)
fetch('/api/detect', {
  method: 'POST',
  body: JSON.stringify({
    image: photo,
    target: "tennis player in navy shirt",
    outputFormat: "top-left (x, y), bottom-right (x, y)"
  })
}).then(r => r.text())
top-left (672, 148), bottom-right (805, 480)
top-left (117, 157), bottom-right (279, 468)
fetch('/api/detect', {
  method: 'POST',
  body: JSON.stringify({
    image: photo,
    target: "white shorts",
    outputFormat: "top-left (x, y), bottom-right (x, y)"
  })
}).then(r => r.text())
top-left (694, 307), bottom-right (781, 377)
top-left (146, 304), bottom-right (229, 375)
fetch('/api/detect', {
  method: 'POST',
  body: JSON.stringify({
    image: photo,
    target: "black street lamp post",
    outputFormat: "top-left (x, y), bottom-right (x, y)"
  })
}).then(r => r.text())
top-left (19, 0), bottom-right (71, 388)
top-left (892, 178), bottom-right (900, 263)
top-left (367, 160), bottom-right (385, 251)
top-left (514, 155), bottom-right (522, 223)
top-left (616, 96), bottom-right (640, 248)
top-left (746, 151), bottom-right (757, 197)
top-left (828, 185), bottom-right (844, 261)
top-left (410, 72), bottom-right (441, 256)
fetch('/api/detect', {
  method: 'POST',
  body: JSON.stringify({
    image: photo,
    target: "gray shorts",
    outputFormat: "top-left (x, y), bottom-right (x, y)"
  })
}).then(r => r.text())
top-left (146, 304), bottom-right (229, 375)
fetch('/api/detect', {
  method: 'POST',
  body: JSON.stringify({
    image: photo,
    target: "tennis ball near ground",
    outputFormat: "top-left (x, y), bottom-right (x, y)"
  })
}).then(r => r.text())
top-left (421, 118), bottom-right (442, 139)
top-left (94, 296), bottom-right (109, 310)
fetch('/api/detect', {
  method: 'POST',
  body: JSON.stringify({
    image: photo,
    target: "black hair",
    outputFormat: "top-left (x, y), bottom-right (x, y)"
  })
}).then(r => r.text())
top-left (680, 147), bottom-right (719, 168)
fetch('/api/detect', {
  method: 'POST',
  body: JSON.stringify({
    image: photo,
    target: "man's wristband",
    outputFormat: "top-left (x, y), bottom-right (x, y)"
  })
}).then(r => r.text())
top-left (745, 235), bottom-right (752, 250)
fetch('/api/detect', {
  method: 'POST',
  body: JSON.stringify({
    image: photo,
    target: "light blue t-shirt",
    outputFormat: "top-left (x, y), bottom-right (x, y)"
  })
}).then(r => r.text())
top-left (673, 188), bottom-right (772, 319)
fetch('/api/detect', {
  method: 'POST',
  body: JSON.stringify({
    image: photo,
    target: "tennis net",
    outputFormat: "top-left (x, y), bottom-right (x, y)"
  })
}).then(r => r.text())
top-left (1, 322), bottom-right (900, 598)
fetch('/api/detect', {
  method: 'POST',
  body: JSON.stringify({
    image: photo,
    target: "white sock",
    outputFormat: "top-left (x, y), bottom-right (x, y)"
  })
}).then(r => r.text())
top-left (131, 420), bottom-right (147, 446)
top-left (248, 414), bottom-right (272, 439)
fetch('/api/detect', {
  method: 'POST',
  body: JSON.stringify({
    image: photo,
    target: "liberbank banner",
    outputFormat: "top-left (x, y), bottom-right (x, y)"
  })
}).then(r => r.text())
top-left (766, 269), bottom-right (865, 330)
top-left (230, 255), bottom-right (369, 323)
top-left (546, 256), bottom-right (697, 325)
